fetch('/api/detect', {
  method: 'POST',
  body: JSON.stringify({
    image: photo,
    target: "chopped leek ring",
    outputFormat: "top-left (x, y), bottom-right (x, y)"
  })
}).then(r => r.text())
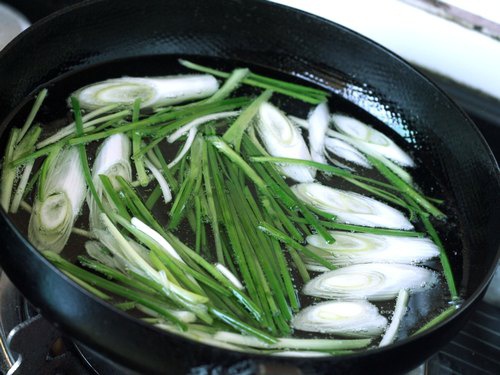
top-left (256, 102), bottom-right (315, 182)
top-left (167, 111), bottom-right (240, 143)
top-left (303, 263), bottom-right (438, 301)
top-left (144, 159), bottom-right (172, 204)
top-left (292, 300), bottom-right (387, 338)
top-left (130, 217), bottom-right (183, 262)
top-left (292, 183), bottom-right (413, 229)
top-left (167, 127), bottom-right (197, 169)
top-left (28, 147), bottom-right (86, 253)
top-left (324, 137), bottom-right (371, 169)
top-left (304, 231), bottom-right (439, 269)
top-left (215, 263), bottom-right (244, 290)
top-left (88, 134), bottom-right (132, 231)
top-left (379, 289), bottom-right (409, 346)
top-left (332, 114), bottom-right (414, 167)
top-left (270, 351), bottom-right (331, 357)
top-left (307, 102), bottom-right (329, 164)
top-left (73, 75), bottom-right (219, 110)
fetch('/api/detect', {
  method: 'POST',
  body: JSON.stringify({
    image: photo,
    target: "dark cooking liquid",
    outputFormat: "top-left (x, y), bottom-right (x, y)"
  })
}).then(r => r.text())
top-left (3, 55), bottom-right (464, 347)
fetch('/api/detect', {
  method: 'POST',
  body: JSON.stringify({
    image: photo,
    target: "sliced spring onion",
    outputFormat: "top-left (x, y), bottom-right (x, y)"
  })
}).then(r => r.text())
top-left (223, 89), bottom-right (272, 150)
top-left (307, 102), bottom-right (329, 164)
top-left (137, 305), bottom-right (197, 324)
top-left (291, 183), bottom-right (413, 230)
top-left (304, 231), bottom-right (439, 269)
top-left (1, 121), bottom-right (42, 215)
top-left (167, 111), bottom-right (240, 143)
top-left (130, 217), bottom-right (183, 262)
top-left (144, 159), bottom-right (172, 204)
top-left (331, 114), bottom-right (415, 167)
top-left (88, 133), bottom-right (132, 231)
top-left (93, 227), bottom-right (150, 272)
top-left (327, 128), bottom-right (413, 183)
top-left (204, 68), bottom-right (249, 103)
top-left (292, 300), bottom-right (387, 338)
top-left (270, 351), bottom-right (332, 357)
top-left (92, 133), bottom-right (132, 178)
top-left (0, 129), bottom-right (20, 211)
top-left (9, 160), bottom-right (34, 213)
top-left (179, 59), bottom-right (329, 104)
top-left (213, 331), bottom-right (371, 350)
top-left (36, 104), bottom-right (124, 149)
top-left (28, 147), bottom-right (86, 253)
top-left (215, 263), bottom-right (244, 290)
top-left (85, 240), bottom-right (126, 271)
top-left (379, 289), bottom-right (410, 347)
top-left (167, 127), bottom-right (197, 169)
top-left (21, 201), bottom-right (93, 239)
top-left (324, 137), bottom-right (372, 169)
top-left (97, 214), bottom-right (160, 280)
top-left (289, 115), bottom-right (310, 130)
top-left (72, 75), bottom-right (219, 110)
top-left (17, 88), bottom-right (48, 141)
top-left (256, 102), bottom-right (315, 182)
top-left (2, 126), bottom-right (41, 212)
top-left (303, 263), bottom-right (438, 301)
top-left (100, 214), bottom-right (210, 309)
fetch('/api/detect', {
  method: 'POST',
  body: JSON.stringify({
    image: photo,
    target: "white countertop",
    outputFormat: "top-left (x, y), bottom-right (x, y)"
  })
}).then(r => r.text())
top-left (0, 2), bottom-right (30, 51)
top-left (271, 0), bottom-right (500, 101)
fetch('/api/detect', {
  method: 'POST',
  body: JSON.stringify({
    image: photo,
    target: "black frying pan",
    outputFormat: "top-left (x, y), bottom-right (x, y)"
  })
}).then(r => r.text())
top-left (0, 0), bottom-right (499, 374)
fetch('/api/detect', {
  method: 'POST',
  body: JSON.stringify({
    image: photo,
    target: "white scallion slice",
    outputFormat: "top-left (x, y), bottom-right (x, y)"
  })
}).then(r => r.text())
top-left (99, 214), bottom-right (208, 305)
top-left (85, 240), bottom-right (125, 271)
top-left (307, 102), bottom-right (330, 164)
top-left (144, 158), bottom-right (172, 204)
top-left (167, 127), bottom-right (197, 169)
top-left (256, 102), bottom-right (315, 182)
top-left (292, 300), bottom-right (387, 338)
top-left (167, 111), bottom-right (240, 143)
top-left (324, 137), bottom-right (372, 169)
top-left (270, 351), bottom-right (331, 357)
top-left (9, 160), bottom-right (34, 213)
top-left (215, 263), bottom-right (244, 290)
top-left (88, 134), bottom-right (132, 231)
top-left (94, 223), bottom-right (154, 278)
top-left (130, 217), bottom-right (183, 262)
top-left (379, 289), bottom-right (410, 347)
top-left (331, 114), bottom-right (414, 167)
top-left (327, 128), bottom-right (413, 183)
top-left (28, 147), bottom-right (86, 253)
top-left (304, 231), bottom-right (439, 269)
top-left (291, 183), bottom-right (413, 230)
top-left (213, 331), bottom-right (371, 350)
top-left (72, 75), bottom-right (219, 110)
top-left (137, 304), bottom-right (197, 323)
top-left (36, 104), bottom-right (124, 149)
top-left (288, 115), bottom-right (309, 130)
top-left (303, 263), bottom-right (438, 301)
